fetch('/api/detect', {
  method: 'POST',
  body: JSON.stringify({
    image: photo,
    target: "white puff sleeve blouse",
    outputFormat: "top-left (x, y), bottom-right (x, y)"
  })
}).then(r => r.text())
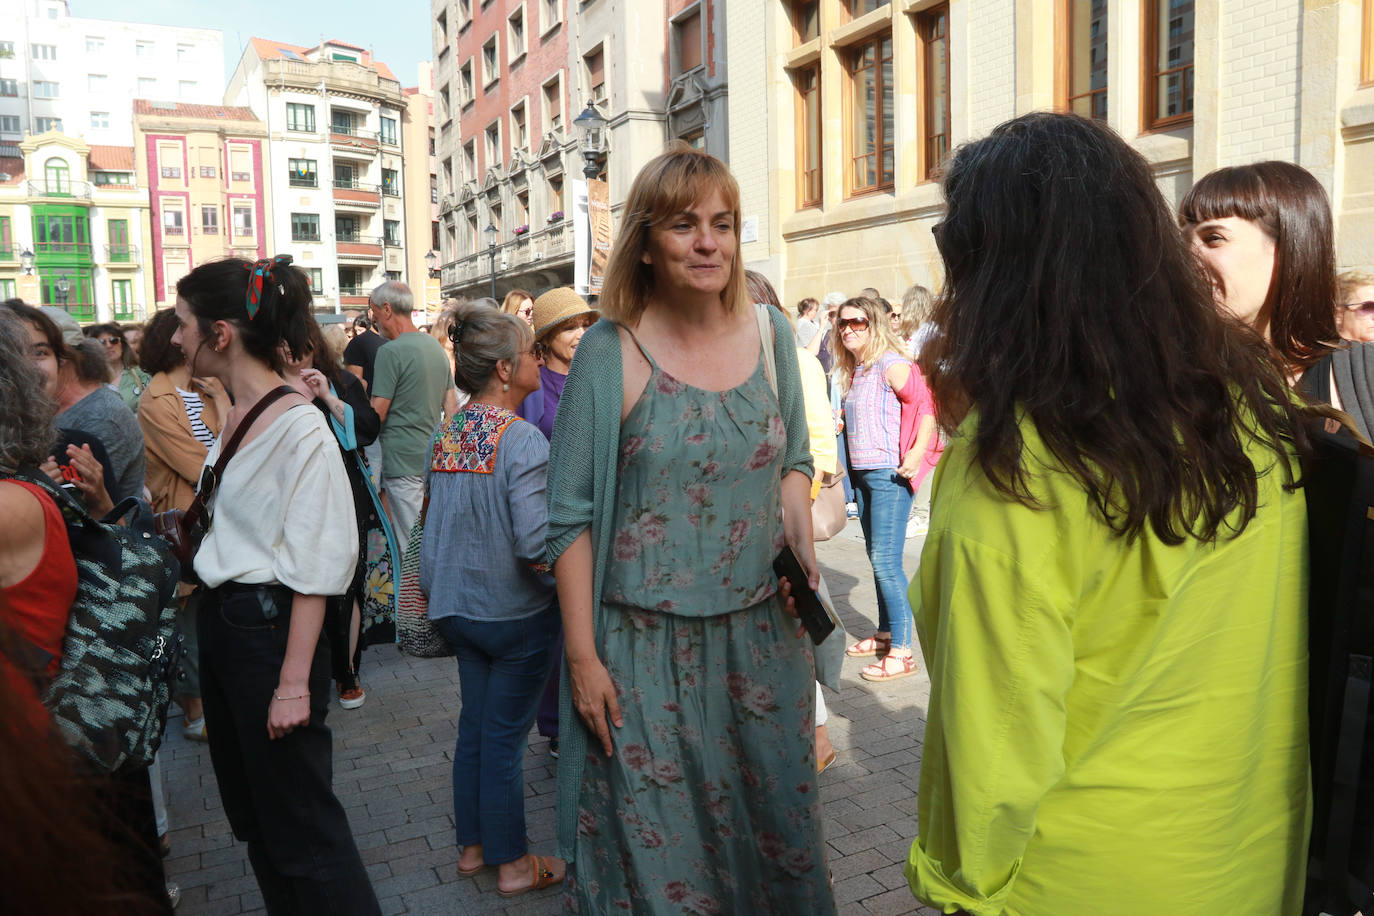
top-left (193, 405), bottom-right (359, 595)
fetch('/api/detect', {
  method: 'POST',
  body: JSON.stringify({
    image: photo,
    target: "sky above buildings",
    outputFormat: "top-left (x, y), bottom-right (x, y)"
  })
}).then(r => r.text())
top-left (72, 0), bottom-right (433, 89)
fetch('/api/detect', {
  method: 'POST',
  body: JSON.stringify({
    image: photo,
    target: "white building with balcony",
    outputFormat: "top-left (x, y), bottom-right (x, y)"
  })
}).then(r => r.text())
top-left (0, 0), bottom-right (222, 146)
top-left (225, 37), bottom-right (408, 313)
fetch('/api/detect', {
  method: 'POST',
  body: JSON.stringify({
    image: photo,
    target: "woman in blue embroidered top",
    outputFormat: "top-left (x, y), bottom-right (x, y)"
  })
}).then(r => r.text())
top-left (546, 143), bottom-right (833, 914)
top-left (418, 301), bottom-right (565, 898)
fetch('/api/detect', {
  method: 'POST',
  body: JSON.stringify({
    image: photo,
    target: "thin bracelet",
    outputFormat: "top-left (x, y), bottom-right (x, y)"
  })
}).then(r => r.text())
top-left (273, 692), bottom-right (309, 701)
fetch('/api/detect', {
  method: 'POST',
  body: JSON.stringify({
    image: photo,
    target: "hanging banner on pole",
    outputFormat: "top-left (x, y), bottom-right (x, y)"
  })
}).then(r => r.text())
top-left (588, 178), bottom-right (611, 296)
top-left (573, 179), bottom-right (590, 295)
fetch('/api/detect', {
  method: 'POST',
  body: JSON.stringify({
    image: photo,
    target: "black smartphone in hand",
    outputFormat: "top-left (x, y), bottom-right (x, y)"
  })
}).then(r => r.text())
top-left (774, 545), bottom-right (837, 645)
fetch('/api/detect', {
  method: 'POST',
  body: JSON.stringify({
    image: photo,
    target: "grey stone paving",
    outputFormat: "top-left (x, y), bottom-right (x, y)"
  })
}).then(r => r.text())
top-left (163, 519), bottom-right (941, 916)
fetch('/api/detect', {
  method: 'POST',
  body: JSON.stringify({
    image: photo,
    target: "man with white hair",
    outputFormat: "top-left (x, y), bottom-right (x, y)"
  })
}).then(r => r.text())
top-left (367, 281), bottom-right (452, 540)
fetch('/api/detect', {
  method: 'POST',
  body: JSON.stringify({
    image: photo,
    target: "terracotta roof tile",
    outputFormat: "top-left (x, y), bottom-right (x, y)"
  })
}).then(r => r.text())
top-left (0, 157), bottom-right (24, 185)
top-left (249, 35), bottom-right (398, 84)
top-left (133, 100), bottom-right (261, 122)
top-left (87, 145), bottom-right (135, 171)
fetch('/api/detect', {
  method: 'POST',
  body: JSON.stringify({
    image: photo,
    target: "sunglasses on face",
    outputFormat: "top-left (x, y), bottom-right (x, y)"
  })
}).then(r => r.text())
top-left (1345, 301), bottom-right (1374, 314)
top-left (837, 317), bottom-right (870, 331)
top-left (97, 336), bottom-right (122, 346)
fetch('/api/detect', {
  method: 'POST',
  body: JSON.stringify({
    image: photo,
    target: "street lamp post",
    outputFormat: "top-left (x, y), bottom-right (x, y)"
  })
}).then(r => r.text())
top-left (485, 223), bottom-right (498, 300)
top-left (424, 249), bottom-right (438, 278)
top-left (20, 248), bottom-right (34, 275)
top-left (573, 101), bottom-right (607, 180)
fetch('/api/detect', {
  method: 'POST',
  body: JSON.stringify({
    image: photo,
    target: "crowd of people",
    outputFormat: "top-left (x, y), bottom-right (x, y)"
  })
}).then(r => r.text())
top-left (3, 111), bottom-right (1374, 915)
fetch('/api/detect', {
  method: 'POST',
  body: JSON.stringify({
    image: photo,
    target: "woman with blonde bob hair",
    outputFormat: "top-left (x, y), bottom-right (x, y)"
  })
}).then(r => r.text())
top-left (831, 296), bottom-right (940, 682)
top-left (546, 141), bottom-right (834, 913)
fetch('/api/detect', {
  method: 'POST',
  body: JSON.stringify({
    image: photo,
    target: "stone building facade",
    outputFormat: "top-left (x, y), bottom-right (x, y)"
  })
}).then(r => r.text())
top-left (225, 38), bottom-right (409, 314)
top-left (431, 0), bottom-right (730, 301)
top-left (732, 0), bottom-right (1374, 306)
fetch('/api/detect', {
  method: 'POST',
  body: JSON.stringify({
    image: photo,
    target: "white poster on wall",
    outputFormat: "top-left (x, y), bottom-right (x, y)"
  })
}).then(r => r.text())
top-left (572, 179), bottom-right (590, 295)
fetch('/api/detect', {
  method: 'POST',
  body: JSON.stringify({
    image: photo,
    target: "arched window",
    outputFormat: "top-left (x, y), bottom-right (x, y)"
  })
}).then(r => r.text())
top-left (44, 157), bottom-right (69, 195)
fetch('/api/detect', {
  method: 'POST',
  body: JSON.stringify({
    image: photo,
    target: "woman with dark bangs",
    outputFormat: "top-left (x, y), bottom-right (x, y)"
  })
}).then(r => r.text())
top-left (172, 258), bottom-right (379, 914)
top-left (906, 114), bottom-right (1312, 915)
top-left (1179, 160), bottom-right (1339, 381)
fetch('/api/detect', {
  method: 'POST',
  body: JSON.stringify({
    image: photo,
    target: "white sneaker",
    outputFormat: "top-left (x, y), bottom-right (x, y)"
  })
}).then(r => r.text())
top-left (845, 502), bottom-right (859, 519)
top-left (906, 515), bottom-right (929, 539)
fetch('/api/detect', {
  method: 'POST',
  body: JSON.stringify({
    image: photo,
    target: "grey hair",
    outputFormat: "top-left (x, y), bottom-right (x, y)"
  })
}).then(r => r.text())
top-left (0, 309), bottom-right (57, 473)
top-left (448, 301), bottom-right (531, 395)
top-left (822, 291), bottom-right (846, 309)
top-left (370, 280), bottom-right (414, 315)
top-left (69, 337), bottom-right (113, 384)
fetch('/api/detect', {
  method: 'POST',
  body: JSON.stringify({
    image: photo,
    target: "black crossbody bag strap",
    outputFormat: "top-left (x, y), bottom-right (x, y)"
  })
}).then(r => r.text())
top-left (182, 385), bottom-right (296, 533)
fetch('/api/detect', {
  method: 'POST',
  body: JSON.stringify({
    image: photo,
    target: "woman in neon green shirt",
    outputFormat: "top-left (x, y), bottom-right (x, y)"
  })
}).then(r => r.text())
top-left (905, 113), bottom-right (1313, 916)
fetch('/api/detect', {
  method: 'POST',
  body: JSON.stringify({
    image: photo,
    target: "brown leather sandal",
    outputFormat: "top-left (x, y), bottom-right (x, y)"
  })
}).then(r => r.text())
top-left (496, 854), bottom-right (564, 897)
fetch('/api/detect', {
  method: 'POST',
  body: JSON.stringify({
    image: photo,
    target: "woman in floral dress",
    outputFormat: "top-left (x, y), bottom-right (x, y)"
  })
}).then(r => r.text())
top-left (546, 143), bottom-right (835, 914)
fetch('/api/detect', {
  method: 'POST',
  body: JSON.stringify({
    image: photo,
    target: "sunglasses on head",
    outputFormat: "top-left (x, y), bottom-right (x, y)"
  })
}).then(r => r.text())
top-left (837, 316), bottom-right (870, 331)
top-left (1345, 301), bottom-right (1374, 314)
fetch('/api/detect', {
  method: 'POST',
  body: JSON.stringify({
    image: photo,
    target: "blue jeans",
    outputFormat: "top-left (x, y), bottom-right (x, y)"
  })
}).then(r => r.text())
top-left (838, 431), bottom-right (855, 504)
top-left (851, 468), bottom-right (915, 649)
top-left (433, 606), bottom-right (557, 865)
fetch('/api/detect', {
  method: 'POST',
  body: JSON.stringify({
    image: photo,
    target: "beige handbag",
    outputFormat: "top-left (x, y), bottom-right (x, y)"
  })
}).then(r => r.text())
top-left (811, 469), bottom-right (847, 541)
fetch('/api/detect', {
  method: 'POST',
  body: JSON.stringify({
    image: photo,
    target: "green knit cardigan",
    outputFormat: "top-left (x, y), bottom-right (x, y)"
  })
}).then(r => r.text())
top-left (545, 305), bottom-right (815, 861)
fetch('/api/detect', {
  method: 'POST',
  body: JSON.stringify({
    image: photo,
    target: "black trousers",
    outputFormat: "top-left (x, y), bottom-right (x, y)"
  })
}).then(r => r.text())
top-left (325, 595), bottom-right (364, 690)
top-left (199, 584), bottom-right (380, 916)
top-left (94, 765), bottom-right (173, 915)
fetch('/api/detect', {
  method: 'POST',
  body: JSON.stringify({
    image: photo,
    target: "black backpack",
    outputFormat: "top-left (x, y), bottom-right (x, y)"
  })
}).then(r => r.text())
top-left (1304, 425), bottom-right (1374, 915)
top-left (6, 469), bottom-right (183, 774)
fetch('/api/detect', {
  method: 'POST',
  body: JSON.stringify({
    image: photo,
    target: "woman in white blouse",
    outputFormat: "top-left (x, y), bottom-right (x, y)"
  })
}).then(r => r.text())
top-left (170, 256), bottom-right (381, 915)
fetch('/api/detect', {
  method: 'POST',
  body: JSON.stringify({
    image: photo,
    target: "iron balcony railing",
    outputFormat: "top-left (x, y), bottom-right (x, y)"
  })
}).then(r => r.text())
top-left (28, 179), bottom-right (94, 200)
top-left (333, 179), bottom-right (380, 193)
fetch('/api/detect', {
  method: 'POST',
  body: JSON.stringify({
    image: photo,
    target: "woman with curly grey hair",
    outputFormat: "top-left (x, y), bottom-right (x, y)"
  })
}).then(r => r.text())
top-left (418, 301), bottom-right (564, 897)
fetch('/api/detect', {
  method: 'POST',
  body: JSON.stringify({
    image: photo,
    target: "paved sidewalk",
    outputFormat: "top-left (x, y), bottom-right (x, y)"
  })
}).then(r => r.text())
top-left (163, 519), bottom-right (941, 915)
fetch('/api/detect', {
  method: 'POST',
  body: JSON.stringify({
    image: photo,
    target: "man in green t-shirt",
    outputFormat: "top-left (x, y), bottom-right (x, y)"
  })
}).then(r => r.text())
top-left (368, 281), bottom-right (454, 540)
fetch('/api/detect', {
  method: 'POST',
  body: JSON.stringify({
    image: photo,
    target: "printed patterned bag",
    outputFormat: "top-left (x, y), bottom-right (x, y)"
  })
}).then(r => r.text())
top-left (395, 516), bottom-right (452, 658)
top-left (11, 469), bottom-right (182, 773)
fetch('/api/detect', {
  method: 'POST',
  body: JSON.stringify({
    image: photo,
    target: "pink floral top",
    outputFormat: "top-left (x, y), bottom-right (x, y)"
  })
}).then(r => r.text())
top-left (601, 353), bottom-right (787, 615)
top-left (843, 351), bottom-right (907, 469)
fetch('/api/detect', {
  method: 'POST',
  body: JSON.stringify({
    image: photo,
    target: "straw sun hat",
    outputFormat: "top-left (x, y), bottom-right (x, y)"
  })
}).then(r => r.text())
top-left (532, 288), bottom-right (597, 340)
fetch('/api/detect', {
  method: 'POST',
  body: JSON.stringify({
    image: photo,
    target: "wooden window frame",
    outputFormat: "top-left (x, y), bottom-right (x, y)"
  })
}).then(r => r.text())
top-left (843, 0), bottom-right (889, 23)
top-left (843, 30), bottom-right (895, 198)
top-left (1142, 0), bottom-right (1195, 131)
top-left (1056, 0), bottom-right (1109, 119)
top-left (917, 3), bottom-right (951, 182)
top-left (790, 0), bottom-right (820, 47)
top-left (672, 4), bottom-right (704, 77)
top-left (794, 63), bottom-right (822, 209)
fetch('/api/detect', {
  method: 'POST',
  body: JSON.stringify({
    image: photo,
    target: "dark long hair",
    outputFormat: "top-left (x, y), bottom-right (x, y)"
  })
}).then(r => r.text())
top-left (1179, 161), bottom-right (1339, 371)
top-left (925, 112), bottom-right (1308, 544)
top-left (175, 258), bottom-right (312, 374)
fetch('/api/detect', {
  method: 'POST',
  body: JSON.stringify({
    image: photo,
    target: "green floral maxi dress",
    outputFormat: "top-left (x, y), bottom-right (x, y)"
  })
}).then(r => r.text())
top-left (568, 330), bottom-right (836, 915)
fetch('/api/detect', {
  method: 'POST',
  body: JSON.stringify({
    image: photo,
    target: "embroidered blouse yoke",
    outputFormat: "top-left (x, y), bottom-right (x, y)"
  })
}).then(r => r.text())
top-left (420, 404), bottom-right (555, 622)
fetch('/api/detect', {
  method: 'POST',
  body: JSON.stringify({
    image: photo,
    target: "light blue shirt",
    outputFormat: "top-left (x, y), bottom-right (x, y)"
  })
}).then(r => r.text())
top-left (419, 412), bottom-right (555, 621)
